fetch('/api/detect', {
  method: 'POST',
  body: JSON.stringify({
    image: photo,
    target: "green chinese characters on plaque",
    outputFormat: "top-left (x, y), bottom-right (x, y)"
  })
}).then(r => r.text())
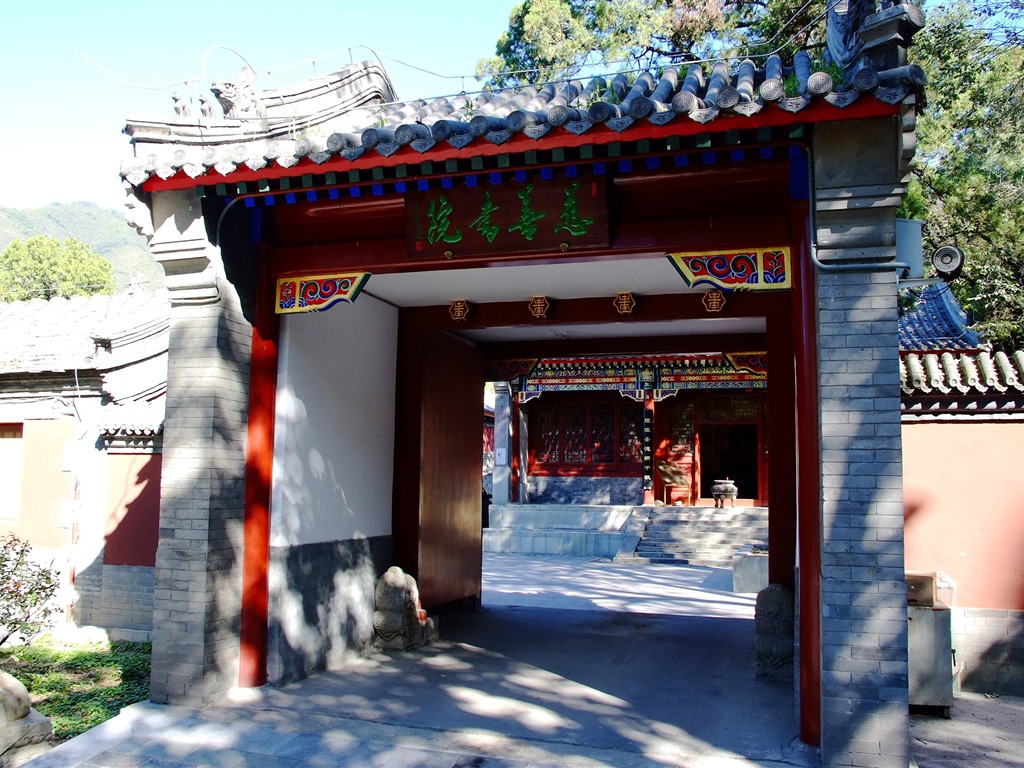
top-left (407, 175), bottom-right (609, 259)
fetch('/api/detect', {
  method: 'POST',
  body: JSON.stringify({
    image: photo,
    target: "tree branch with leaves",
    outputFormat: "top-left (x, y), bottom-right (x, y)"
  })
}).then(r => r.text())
top-left (0, 235), bottom-right (114, 303)
top-left (475, 1), bottom-right (831, 89)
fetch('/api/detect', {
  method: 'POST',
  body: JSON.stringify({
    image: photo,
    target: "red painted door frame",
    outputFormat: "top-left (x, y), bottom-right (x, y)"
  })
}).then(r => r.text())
top-left (239, 248), bottom-right (279, 688)
top-left (793, 200), bottom-right (822, 746)
top-left (231, 159), bottom-right (822, 748)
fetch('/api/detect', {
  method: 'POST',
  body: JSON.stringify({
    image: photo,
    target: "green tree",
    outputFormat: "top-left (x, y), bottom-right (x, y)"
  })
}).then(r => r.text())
top-left (0, 235), bottom-right (115, 302)
top-left (476, 0), bottom-right (829, 88)
top-left (904, 1), bottom-right (1024, 348)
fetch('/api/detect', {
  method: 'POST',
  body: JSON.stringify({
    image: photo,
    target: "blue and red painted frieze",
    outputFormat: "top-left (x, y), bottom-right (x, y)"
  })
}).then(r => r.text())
top-left (275, 273), bottom-right (371, 314)
top-left (666, 247), bottom-right (791, 291)
top-left (512, 353), bottom-right (767, 402)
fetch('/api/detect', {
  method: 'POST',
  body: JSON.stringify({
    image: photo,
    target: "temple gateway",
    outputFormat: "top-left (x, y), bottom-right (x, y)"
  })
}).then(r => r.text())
top-left (120, 4), bottom-right (926, 767)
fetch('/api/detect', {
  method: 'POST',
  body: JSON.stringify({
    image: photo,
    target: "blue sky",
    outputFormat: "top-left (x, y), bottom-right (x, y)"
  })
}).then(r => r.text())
top-left (0, 0), bottom-right (517, 211)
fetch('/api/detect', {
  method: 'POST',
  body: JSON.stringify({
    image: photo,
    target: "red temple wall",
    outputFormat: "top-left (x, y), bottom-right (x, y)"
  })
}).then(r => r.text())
top-left (903, 421), bottom-right (1024, 610)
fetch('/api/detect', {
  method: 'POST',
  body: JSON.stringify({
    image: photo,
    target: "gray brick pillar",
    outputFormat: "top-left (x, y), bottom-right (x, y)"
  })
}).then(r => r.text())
top-left (813, 119), bottom-right (910, 767)
top-left (145, 190), bottom-right (252, 705)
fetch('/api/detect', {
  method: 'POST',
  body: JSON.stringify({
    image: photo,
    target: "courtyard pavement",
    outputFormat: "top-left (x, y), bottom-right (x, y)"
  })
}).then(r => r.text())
top-left (21, 553), bottom-right (1024, 768)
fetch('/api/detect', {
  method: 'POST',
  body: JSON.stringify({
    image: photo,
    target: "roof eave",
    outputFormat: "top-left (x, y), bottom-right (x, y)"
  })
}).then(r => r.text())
top-left (139, 97), bottom-right (901, 196)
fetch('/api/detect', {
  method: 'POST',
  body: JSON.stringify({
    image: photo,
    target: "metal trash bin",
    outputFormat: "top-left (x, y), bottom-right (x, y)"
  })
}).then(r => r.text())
top-left (907, 571), bottom-right (956, 716)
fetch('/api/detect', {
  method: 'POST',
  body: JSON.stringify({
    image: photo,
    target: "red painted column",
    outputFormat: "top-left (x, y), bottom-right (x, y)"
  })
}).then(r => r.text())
top-left (239, 251), bottom-right (280, 688)
top-left (793, 201), bottom-right (822, 746)
top-left (766, 296), bottom-right (797, 589)
top-left (510, 396), bottom-right (521, 503)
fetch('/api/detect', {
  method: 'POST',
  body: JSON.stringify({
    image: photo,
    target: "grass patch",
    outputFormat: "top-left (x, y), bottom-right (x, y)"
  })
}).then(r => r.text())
top-left (0, 635), bottom-right (151, 743)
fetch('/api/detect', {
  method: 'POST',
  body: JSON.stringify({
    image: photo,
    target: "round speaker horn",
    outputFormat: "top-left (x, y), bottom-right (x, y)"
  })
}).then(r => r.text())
top-left (931, 245), bottom-right (964, 281)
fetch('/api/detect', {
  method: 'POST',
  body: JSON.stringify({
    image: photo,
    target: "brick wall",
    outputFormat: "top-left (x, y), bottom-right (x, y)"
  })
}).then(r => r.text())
top-left (137, 186), bottom-right (255, 705)
top-left (810, 109), bottom-right (912, 767)
top-left (953, 608), bottom-right (1024, 696)
top-left (149, 292), bottom-right (252, 706)
top-left (817, 268), bottom-right (909, 768)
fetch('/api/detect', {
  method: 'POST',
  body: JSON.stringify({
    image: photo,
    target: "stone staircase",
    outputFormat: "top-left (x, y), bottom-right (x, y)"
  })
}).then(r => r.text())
top-left (616, 505), bottom-right (769, 567)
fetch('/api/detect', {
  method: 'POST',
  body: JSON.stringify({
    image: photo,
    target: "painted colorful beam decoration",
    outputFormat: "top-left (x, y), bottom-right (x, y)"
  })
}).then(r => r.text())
top-left (666, 247), bottom-right (791, 291)
top-left (276, 273), bottom-right (371, 314)
top-left (725, 351), bottom-right (769, 377)
top-left (513, 353), bottom-right (767, 402)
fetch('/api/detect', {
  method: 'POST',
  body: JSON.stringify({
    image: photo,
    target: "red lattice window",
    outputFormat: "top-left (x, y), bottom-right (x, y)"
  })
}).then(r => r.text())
top-left (667, 400), bottom-right (695, 461)
top-left (529, 395), bottom-right (643, 476)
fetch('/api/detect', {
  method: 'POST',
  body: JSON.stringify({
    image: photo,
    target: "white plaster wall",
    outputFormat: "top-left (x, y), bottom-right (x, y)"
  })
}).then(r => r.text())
top-left (271, 295), bottom-right (397, 546)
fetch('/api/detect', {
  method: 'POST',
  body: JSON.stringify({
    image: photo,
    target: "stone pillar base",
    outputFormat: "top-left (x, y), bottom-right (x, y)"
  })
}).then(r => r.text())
top-left (755, 583), bottom-right (795, 681)
top-left (0, 708), bottom-right (53, 767)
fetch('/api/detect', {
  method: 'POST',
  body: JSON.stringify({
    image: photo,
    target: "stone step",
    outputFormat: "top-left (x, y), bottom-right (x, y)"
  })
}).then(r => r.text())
top-left (643, 526), bottom-right (767, 537)
top-left (648, 513), bottom-right (768, 525)
top-left (644, 525), bottom-right (768, 536)
top-left (624, 553), bottom-right (736, 567)
top-left (639, 543), bottom-right (763, 555)
top-left (632, 501), bottom-right (767, 567)
top-left (637, 546), bottom-right (761, 558)
top-left (636, 542), bottom-right (756, 554)
top-left (651, 505), bottom-right (767, 513)
top-left (651, 524), bottom-right (765, 536)
top-left (639, 537), bottom-right (759, 546)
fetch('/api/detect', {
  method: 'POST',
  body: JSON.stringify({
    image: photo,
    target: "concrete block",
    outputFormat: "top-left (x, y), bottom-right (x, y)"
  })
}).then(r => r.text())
top-left (732, 553), bottom-right (768, 593)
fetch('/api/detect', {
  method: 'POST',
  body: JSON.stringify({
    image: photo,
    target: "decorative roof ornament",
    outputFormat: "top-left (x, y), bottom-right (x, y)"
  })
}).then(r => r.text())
top-left (210, 66), bottom-right (266, 119)
top-left (826, 1), bottom-right (876, 71)
top-left (172, 92), bottom-right (190, 118)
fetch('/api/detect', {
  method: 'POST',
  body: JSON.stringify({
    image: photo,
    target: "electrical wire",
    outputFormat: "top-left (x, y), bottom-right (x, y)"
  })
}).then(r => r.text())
top-left (85, 0), bottom-right (846, 113)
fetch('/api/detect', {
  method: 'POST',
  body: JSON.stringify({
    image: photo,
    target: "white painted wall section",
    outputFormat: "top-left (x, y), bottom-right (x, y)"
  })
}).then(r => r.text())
top-left (271, 294), bottom-right (397, 546)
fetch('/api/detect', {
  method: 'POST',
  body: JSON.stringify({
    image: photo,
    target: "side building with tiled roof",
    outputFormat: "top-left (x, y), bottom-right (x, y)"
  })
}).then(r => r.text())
top-left (898, 285), bottom-right (1024, 696)
top-left (0, 288), bottom-right (169, 641)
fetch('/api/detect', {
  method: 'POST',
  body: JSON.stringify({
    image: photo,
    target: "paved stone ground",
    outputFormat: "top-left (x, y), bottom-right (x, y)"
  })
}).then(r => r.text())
top-left (19, 554), bottom-right (1024, 768)
top-left (910, 691), bottom-right (1024, 767)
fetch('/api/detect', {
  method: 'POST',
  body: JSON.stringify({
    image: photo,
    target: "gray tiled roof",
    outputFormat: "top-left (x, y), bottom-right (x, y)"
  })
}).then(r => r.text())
top-left (900, 350), bottom-right (1024, 397)
top-left (97, 400), bottom-right (164, 437)
top-left (0, 290), bottom-right (168, 375)
top-left (897, 286), bottom-right (1024, 411)
top-left (900, 347), bottom-right (1024, 418)
top-left (121, 5), bottom-right (927, 191)
top-left (899, 285), bottom-right (980, 352)
top-left (0, 290), bottom-right (170, 433)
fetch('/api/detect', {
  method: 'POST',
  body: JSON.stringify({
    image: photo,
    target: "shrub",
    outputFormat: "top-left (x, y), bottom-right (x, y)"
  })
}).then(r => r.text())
top-left (0, 534), bottom-right (61, 647)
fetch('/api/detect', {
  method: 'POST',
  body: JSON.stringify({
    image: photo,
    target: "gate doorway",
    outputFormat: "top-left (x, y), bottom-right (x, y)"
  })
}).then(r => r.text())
top-left (241, 146), bottom-right (805, 745)
top-left (699, 422), bottom-right (759, 500)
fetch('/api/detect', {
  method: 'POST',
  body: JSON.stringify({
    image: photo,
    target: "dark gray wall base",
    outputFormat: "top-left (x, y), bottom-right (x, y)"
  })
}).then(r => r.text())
top-left (954, 608), bottom-right (1024, 697)
top-left (528, 476), bottom-right (641, 505)
top-left (267, 536), bottom-right (393, 686)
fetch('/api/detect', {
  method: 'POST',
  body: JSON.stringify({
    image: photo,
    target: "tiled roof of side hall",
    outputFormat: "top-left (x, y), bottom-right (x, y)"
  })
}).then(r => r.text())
top-left (0, 289), bottom-right (168, 377)
top-left (899, 285), bottom-right (980, 352)
top-left (121, 6), bottom-right (926, 191)
top-left (0, 290), bottom-right (170, 434)
top-left (897, 287), bottom-right (1024, 415)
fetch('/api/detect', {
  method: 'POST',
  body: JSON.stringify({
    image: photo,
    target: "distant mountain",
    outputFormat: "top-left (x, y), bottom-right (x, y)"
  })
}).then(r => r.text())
top-left (0, 202), bottom-right (165, 292)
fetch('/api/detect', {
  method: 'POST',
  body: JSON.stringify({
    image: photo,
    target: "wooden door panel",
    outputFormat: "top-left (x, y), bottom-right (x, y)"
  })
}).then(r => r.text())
top-left (418, 332), bottom-right (484, 608)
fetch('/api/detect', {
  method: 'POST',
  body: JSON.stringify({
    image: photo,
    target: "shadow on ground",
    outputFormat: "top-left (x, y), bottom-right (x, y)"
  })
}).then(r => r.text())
top-left (234, 605), bottom-right (809, 766)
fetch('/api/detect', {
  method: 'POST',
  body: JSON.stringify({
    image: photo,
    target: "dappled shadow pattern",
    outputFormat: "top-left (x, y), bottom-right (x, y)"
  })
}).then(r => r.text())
top-left (234, 606), bottom-right (805, 766)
